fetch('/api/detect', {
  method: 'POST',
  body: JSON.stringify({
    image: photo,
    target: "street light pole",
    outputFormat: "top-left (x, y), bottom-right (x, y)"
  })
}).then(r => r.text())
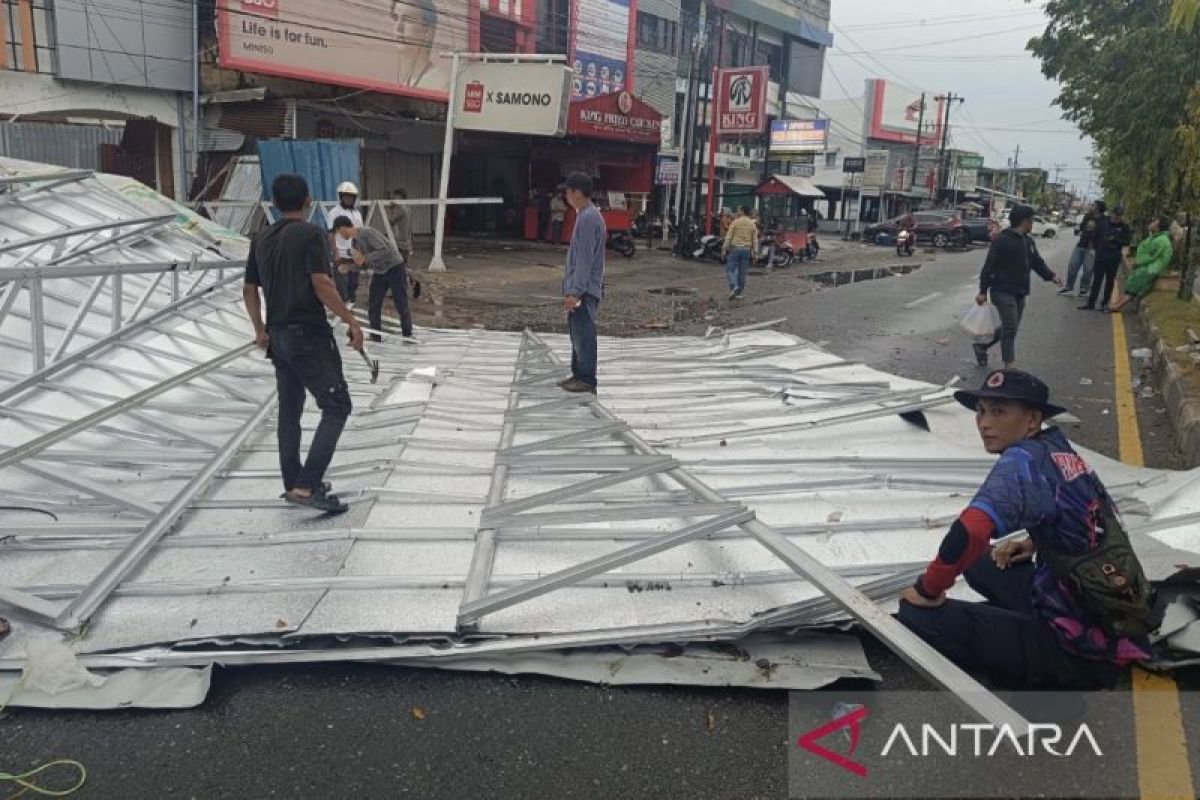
top-left (934, 92), bottom-right (964, 200)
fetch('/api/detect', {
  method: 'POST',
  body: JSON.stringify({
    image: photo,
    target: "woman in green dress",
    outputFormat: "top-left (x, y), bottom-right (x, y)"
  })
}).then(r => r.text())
top-left (1109, 216), bottom-right (1173, 312)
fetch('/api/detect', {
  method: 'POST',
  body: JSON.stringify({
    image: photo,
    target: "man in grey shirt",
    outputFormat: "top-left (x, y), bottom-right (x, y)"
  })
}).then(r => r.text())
top-left (332, 216), bottom-right (414, 341)
top-left (559, 172), bottom-right (605, 393)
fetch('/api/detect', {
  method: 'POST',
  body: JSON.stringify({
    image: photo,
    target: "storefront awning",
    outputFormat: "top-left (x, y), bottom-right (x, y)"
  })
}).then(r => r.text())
top-left (755, 174), bottom-right (826, 198)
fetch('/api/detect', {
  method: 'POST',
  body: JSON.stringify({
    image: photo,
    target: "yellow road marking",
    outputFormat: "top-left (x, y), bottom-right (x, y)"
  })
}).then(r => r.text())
top-left (1113, 312), bottom-right (1195, 799)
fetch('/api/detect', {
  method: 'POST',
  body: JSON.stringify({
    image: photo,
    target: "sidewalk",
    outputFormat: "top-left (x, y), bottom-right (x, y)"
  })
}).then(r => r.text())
top-left (396, 235), bottom-right (920, 335)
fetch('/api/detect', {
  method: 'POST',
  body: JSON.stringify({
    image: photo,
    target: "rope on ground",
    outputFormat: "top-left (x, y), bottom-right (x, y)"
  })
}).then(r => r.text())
top-left (0, 760), bottom-right (87, 798)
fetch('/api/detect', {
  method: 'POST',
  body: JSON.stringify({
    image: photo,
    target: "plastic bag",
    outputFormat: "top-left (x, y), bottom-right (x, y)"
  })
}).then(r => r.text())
top-left (21, 637), bottom-right (106, 695)
top-left (960, 302), bottom-right (1002, 340)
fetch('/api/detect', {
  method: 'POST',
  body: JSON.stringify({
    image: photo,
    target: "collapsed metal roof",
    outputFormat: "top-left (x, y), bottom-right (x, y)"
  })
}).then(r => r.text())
top-left (2, 159), bottom-right (1199, 719)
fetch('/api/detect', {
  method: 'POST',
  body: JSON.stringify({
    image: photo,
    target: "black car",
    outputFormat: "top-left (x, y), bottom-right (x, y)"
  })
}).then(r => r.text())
top-left (959, 216), bottom-right (999, 244)
top-left (863, 212), bottom-right (965, 247)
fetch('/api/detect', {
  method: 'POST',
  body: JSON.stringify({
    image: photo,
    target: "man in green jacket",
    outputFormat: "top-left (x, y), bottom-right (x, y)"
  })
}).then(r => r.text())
top-left (1109, 216), bottom-right (1173, 313)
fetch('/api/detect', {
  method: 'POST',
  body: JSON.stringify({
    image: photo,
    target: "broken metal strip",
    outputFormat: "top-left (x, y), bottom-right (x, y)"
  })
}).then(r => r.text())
top-left (0, 343), bottom-right (257, 473)
top-left (521, 329), bottom-right (1030, 734)
top-left (0, 258), bottom-right (235, 282)
top-left (50, 392), bottom-right (278, 631)
top-left (458, 508), bottom-right (755, 626)
top-left (655, 395), bottom-right (957, 446)
top-left (479, 457), bottom-right (677, 526)
top-left (46, 217), bottom-right (180, 265)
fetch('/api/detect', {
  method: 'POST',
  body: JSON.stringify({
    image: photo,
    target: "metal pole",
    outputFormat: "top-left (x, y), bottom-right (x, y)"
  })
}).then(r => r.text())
top-left (29, 275), bottom-right (45, 371)
top-left (909, 92), bottom-right (925, 193)
top-left (192, 0), bottom-right (200, 199)
top-left (429, 52), bottom-right (461, 273)
top-left (705, 63), bottom-right (720, 235)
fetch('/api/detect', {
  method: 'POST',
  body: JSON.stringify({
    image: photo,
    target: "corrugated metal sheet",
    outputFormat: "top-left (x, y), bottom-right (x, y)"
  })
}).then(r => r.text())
top-left (0, 122), bottom-right (122, 171)
top-left (363, 149), bottom-right (436, 235)
top-left (212, 155), bottom-right (262, 234)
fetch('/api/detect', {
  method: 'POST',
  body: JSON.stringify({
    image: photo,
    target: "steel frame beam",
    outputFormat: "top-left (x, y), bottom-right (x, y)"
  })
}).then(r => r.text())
top-left (519, 330), bottom-right (1030, 733)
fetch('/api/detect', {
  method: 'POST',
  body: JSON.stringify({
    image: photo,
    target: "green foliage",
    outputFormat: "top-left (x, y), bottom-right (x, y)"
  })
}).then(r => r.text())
top-left (1028, 0), bottom-right (1200, 225)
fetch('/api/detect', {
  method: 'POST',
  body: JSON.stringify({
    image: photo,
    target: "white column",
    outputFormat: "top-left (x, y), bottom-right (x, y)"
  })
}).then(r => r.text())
top-left (428, 52), bottom-right (462, 273)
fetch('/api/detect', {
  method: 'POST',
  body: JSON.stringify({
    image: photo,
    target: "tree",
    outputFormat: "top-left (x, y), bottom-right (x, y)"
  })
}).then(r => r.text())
top-left (1029, 0), bottom-right (1200, 297)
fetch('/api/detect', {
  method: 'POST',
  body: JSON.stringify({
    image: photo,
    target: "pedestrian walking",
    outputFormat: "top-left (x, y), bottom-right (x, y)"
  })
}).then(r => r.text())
top-left (244, 174), bottom-right (363, 514)
top-left (1108, 215), bottom-right (1174, 313)
top-left (333, 216), bottom-right (414, 342)
top-left (973, 205), bottom-right (1062, 369)
top-left (549, 189), bottom-right (568, 245)
top-left (326, 181), bottom-right (364, 304)
top-left (558, 172), bottom-right (605, 394)
top-left (897, 369), bottom-right (1159, 689)
top-left (1058, 201), bottom-right (1102, 296)
top-left (722, 205), bottom-right (758, 300)
top-left (1079, 205), bottom-right (1132, 311)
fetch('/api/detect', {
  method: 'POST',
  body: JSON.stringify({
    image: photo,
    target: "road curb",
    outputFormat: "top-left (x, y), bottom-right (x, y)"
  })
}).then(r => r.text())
top-left (1137, 297), bottom-right (1200, 467)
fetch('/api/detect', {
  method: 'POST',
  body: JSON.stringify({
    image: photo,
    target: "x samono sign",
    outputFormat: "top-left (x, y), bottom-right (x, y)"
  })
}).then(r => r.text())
top-left (455, 62), bottom-right (573, 137)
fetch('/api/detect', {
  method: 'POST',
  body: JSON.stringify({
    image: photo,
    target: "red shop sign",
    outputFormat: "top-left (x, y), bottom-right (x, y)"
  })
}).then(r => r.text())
top-left (567, 91), bottom-right (663, 145)
top-left (715, 66), bottom-right (769, 136)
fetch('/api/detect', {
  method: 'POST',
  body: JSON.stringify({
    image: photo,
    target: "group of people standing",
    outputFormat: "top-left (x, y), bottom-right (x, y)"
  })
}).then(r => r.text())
top-left (973, 201), bottom-right (1175, 370)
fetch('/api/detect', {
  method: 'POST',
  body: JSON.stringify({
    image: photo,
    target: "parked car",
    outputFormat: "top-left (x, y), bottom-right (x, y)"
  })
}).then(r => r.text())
top-left (863, 211), bottom-right (967, 248)
top-left (960, 216), bottom-right (1000, 244)
top-left (1030, 216), bottom-right (1057, 238)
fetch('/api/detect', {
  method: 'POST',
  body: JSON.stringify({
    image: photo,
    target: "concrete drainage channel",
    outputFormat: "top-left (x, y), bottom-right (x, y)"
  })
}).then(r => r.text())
top-left (809, 263), bottom-right (923, 288)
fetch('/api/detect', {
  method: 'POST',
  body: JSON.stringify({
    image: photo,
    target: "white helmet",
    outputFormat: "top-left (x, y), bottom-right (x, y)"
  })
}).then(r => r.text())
top-left (336, 181), bottom-right (359, 195)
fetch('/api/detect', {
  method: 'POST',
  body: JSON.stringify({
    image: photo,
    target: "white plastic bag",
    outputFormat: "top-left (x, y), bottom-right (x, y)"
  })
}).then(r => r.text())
top-left (21, 637), bottom-right (106, 695)
top-left (960, 302), bottom-right (1002, 340)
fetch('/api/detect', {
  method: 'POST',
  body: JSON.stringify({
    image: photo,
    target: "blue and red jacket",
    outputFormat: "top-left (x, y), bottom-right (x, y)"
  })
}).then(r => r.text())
top-left (917, 427), bottom-right (1150, 665)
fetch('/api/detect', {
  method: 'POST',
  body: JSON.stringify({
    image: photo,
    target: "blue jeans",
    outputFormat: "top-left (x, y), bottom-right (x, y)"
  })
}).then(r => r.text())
top-left (1064, 246), bottom-right (1093, 293)
top-left (725, 247), bottom-right (751, 293)
top-left (268, 324), bottom-right (353, 492)
top-left (569, 294), bottom-right (600, 387)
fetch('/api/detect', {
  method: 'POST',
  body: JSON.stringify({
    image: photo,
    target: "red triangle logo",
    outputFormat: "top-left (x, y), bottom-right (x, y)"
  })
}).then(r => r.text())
top-left (796, 705), bottom-right (869, 778)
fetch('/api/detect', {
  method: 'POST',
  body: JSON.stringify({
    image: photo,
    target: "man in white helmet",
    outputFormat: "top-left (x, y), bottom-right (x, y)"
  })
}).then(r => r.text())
top-left (327, 181), bottom-right (364, 304)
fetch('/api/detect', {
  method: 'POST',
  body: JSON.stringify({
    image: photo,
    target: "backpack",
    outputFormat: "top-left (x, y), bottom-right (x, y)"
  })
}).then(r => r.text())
top-left (1038, 503), bottom-right (1162, 639)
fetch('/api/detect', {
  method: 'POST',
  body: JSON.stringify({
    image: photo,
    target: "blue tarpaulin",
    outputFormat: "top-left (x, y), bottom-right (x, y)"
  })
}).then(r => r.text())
top-left (257, 139), bottom-right (361, 203)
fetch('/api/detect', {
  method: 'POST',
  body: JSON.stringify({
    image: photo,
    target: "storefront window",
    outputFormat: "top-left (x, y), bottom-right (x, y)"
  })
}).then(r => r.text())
top-left (756, 39), bottom-right (783, 83)
top-left (2, 0), bottom-right (55, 74)
top-left (636, 11), bottom-right (677, 56)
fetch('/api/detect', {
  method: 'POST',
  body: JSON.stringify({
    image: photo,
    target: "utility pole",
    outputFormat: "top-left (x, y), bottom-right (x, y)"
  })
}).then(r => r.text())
top-left (909, 93), bottom-right (926, 193)
top-left (934, 92), bottom-right (965, 201)
top-left (1007, 144), bottom-right (1021, 198)
top-left (674, 3), bottom-right (707, 255)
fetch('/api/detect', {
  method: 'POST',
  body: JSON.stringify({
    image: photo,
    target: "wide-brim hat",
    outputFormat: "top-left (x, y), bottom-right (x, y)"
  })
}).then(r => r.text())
top-left (953, 369), bottom-right (1067, 418)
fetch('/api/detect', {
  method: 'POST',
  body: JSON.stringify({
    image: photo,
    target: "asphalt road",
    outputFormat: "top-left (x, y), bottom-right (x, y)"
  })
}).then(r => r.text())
top-left (3, 233), bottom-right (1195, 800)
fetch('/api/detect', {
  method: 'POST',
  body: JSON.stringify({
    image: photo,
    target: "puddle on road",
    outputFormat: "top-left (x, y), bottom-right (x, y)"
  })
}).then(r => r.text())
top-left (809, 263), bottom-right (922, 287)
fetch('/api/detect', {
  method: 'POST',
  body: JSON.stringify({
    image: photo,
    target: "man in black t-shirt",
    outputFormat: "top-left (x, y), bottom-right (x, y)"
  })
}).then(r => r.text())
top-left (243, 174), bottom-right (365, 514)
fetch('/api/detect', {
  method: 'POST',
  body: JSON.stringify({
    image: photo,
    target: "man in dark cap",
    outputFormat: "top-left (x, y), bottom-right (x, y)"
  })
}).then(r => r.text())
top-left (898, 370), bottom-right (1159, 688)
top-left (973, 205), bottom-right (1062, 370)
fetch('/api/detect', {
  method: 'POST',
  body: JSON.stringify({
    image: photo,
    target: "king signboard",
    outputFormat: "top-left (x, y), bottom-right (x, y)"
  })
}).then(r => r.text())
top-left (715, 66), bottom-right (769, 136)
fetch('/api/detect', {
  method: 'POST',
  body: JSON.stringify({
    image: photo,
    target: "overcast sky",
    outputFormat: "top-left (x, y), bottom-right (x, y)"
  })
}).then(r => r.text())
top-left (820, 0), bottom-right (1097, 198)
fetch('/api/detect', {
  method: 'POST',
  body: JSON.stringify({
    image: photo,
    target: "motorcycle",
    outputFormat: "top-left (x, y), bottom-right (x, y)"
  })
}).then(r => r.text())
top-left (896, 227), bottom-right (915, 257)
top-left (607, 228), bottom-right (635, 258)
top-left (756, 230), bottom-right (794, 268)
top-left (676, 218), bottom-right (705, 259)
top-left (696, 233), bottom-right (724, 262)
